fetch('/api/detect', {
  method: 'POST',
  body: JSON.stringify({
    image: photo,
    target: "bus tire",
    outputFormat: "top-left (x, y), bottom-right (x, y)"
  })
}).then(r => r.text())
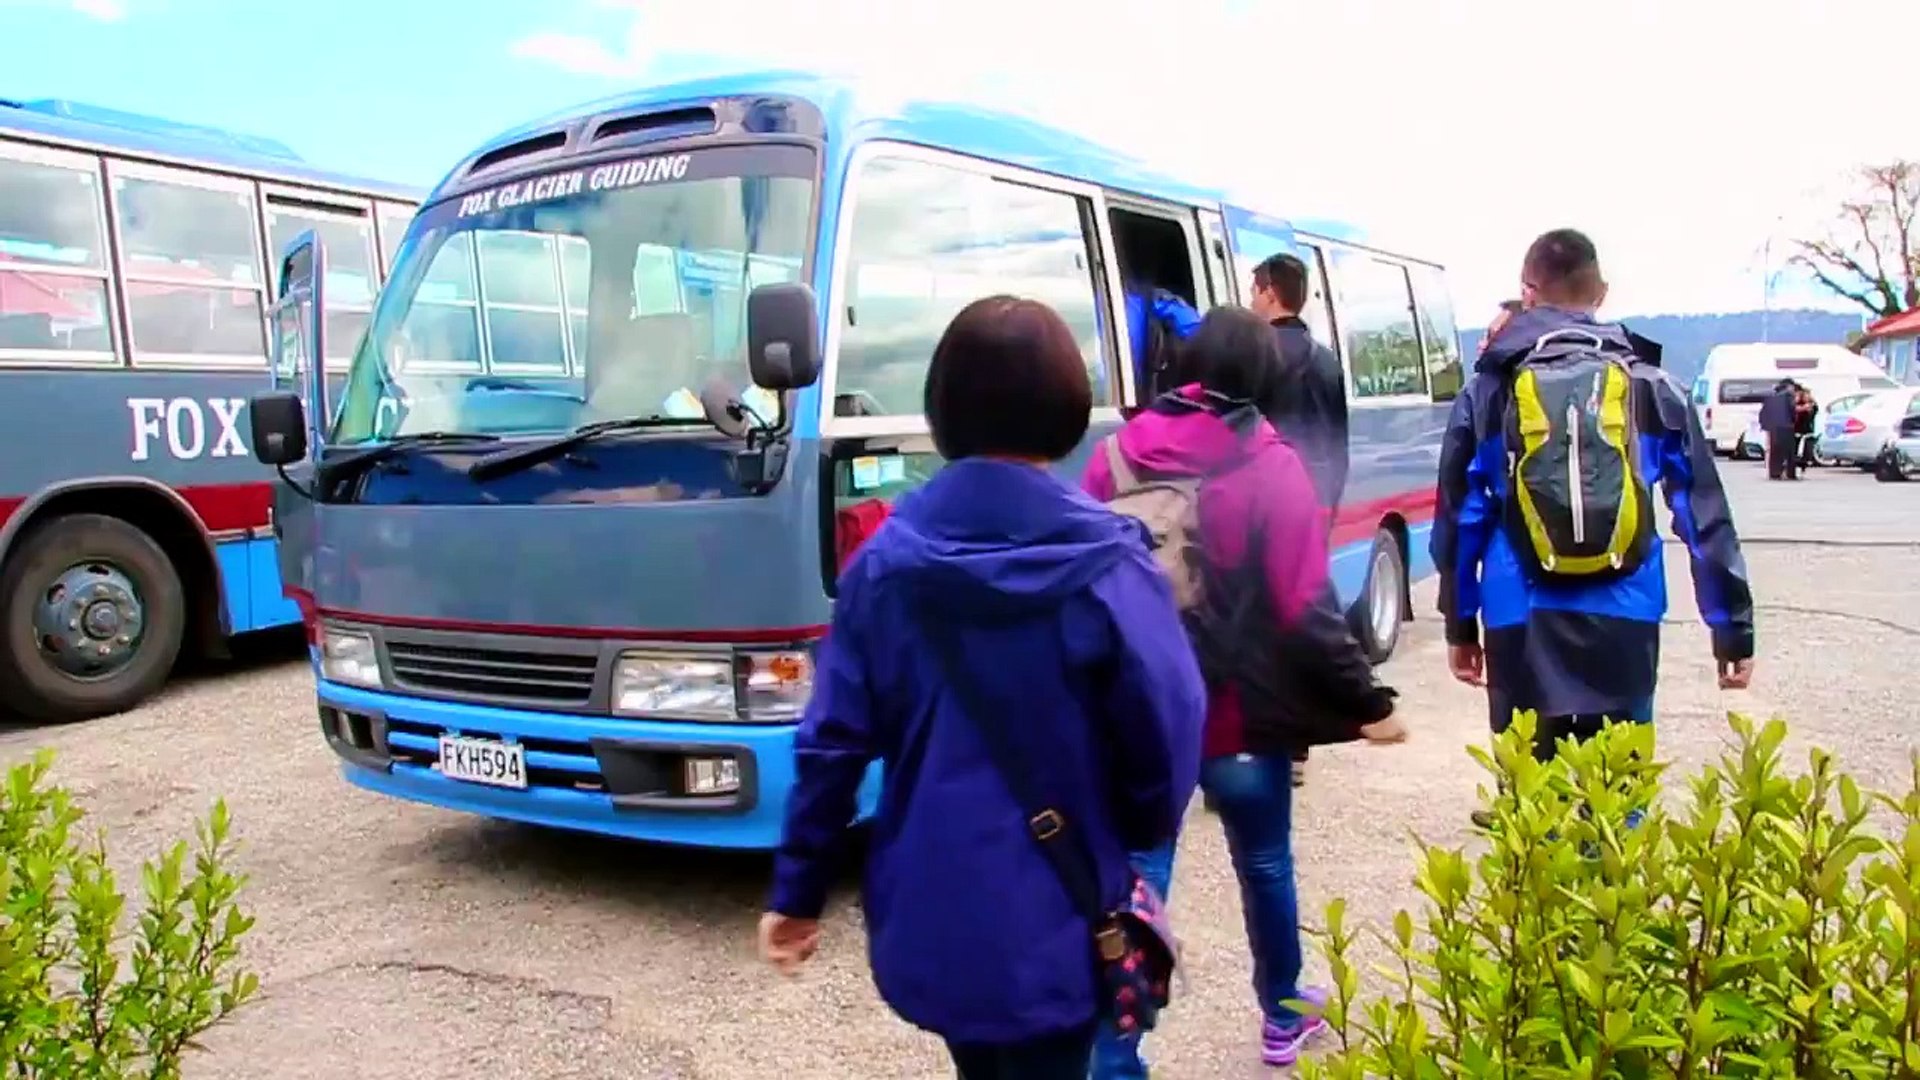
top-left (1352, 527), bottom-right (1405, 665)
top-left (0, 514), bottom-right (186, 724)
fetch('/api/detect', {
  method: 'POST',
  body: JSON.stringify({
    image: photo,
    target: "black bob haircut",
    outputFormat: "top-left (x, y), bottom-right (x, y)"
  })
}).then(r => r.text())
top-left (924, 295), bottom-right (1092, 462)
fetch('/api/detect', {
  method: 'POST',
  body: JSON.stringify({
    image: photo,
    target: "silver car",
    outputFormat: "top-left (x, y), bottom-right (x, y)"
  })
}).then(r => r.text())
top-left (1820, 387), bottom-right (1920, 467)
top-left (1878, 413), bottom-right (1920, 481)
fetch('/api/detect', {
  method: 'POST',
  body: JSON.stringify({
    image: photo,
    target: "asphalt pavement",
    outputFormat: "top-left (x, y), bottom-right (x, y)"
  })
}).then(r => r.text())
top-left (2, 459), bottom-right (1915, 1079)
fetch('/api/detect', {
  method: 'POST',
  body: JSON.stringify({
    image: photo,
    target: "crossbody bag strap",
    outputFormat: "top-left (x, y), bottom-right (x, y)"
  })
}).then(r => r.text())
top-left (909, 605), bottom-right (1107, 925)
top-left (1103, 434), bottom-right (1139, 494)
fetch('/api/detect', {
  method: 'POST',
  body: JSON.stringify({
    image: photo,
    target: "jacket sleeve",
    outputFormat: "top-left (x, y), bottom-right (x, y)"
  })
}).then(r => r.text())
top-left (769, 574), bottom-right (880, 919)
top-left (1648, 372), bottom-right (1757, 661)
top-left (1097, 557), bottom-right (1206, 851)
top-left (1258, 447), bottom-right (1395, 731)
top-left (1430, 384), bottom-right (1494, 646)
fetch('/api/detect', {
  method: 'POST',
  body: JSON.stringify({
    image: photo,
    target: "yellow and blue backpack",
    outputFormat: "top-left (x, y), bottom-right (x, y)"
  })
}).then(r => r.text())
top-left (1500, 328), bottom-right (1655, 583)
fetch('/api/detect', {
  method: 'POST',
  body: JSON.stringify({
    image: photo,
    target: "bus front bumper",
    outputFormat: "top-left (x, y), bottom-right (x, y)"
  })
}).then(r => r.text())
top-left (314, 680), bottom-right (877, 850)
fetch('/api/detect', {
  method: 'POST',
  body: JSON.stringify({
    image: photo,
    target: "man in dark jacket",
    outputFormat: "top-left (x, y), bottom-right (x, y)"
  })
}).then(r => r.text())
top-left (1431, 229), bottom-right (1757, 828)
top-left (1249, 252), bottom-right (1350, 510)
top-left (1248, 252), bottom-right (1351, 789)
top-left (1758, 379), bottom-right (1800, 480)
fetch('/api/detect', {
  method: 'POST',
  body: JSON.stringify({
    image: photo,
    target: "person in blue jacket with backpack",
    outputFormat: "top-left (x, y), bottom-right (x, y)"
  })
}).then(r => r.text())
top-left (1432, 228), bottom-right (1756, 827)
top-left (1124, 283), bottom-right (1201, 402)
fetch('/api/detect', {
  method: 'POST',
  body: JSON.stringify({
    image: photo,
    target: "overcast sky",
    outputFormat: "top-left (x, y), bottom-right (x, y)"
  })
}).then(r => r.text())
top-left (514, 0), bottom-right (1916, 323)
top-left (9, 0), bottom-right (1914, 325)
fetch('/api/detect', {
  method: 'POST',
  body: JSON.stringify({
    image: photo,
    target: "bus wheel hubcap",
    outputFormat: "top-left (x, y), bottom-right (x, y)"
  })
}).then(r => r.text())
top-left (1369, 547), bottom-right (1399, 646)
top-left (34, 564), bottom-right (144, 679)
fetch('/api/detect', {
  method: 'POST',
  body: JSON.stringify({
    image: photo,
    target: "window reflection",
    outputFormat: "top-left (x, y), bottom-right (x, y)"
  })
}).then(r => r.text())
top-left (836, 156), bottom-right (1109, 416)
top-left (113, 172), bottom-right (265, 362)
top-left (1334, 251), bottom-right (1426, 399)
top-left (0, 153), bottom-right (116, 359)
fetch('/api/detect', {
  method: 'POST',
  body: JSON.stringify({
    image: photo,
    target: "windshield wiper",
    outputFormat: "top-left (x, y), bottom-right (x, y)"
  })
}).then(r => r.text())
top-left (317, 431), bottom-right (501, 488)
top-left (466, 415), bottom-right (698, 481)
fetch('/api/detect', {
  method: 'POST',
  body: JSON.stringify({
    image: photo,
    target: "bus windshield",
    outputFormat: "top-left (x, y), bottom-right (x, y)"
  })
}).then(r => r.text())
top-left (332, 144), bottom-right (815, 446)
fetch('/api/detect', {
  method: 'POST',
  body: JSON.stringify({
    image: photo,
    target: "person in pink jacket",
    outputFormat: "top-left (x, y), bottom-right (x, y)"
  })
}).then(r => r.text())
top-left (1083, 306), bottom-right (1405, 1076)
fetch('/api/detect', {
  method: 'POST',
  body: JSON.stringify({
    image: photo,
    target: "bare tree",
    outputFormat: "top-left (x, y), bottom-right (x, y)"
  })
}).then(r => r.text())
top-left (1791, 161), bottom-right (1919, 319)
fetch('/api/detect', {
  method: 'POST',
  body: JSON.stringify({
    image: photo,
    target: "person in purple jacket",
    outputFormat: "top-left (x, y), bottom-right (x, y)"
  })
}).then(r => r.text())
top-left (757, 295), bottom-right (1207, 1079)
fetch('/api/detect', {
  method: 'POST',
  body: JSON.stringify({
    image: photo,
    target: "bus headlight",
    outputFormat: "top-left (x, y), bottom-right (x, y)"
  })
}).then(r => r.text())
top-left (609, 648), bottom-right (814, 722)
top-left (739, 649), bottom-right (813, 723)
top-left (319, 627), bottom-right (381, 688)
top-left (612, 652), bottom-right (735, 719)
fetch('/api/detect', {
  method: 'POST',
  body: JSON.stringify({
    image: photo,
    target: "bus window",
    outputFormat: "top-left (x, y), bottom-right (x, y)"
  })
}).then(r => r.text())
top-left (1717, 379), bottom-right (1777, 405)
top-left (1294, 242), bottom-right (1341, 365)
top-left (1332, 250), bottom-right (1426, 399)
top-left (0, 143), bottom-right (116, 362)
top-left (1691, 376), bottom-right (1709, 406)
top-left (266, 198), bottom-right (377, 364)
top-left (477, 230), bottom-right (571, 375)
top-left (375, 201), bottom-right (414, 277)
top-left (1408, 263), bottom-right (1462, 401)
top-left (110, 164), bottom-right (266, 365)
top-left (395, 232), bottom-right (482, 373)
top-left (835, 155), bottom-right (1109, 418)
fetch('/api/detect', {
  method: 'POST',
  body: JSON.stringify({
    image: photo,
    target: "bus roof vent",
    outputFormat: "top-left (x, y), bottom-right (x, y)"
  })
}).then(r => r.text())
top-left (10, 98), bottom-right (304, 160)
top-left (589, 106), bottom-right (717, 149)
top-left (465, 129), bottom-right (569, 178)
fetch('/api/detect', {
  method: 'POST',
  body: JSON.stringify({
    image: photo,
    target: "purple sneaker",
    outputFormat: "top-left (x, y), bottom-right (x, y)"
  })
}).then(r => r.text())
top-left (1261, 986), bottom-right (1329, 1067)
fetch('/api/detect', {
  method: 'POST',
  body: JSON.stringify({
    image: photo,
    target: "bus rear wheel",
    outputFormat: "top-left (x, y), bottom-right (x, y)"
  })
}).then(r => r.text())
top-left (0, 514), bottom-right (186, 724)
top-left (1353, 527), bottom-right (1405, 665)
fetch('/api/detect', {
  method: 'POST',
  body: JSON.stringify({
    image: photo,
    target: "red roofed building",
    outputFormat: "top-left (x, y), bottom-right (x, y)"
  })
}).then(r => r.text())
top-left (1863, 308), bottom-right (1920, 384)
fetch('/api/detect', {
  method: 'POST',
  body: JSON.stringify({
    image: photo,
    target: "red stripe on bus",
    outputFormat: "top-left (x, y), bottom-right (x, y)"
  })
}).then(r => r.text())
top-left (1330, 489), bottom-right (1439, 549)
top-left (0, 481), bottom-right (272, 537)
top-left (315, 606), bottom-right (830, 645)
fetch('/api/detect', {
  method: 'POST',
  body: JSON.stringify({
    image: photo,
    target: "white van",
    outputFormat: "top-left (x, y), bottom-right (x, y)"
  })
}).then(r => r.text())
top-left (1689, 343), bottom-right (1899, 456)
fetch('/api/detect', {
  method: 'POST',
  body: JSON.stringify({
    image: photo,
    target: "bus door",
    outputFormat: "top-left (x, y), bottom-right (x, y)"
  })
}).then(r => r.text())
top-left (262, 233), bottom-right (330, 615)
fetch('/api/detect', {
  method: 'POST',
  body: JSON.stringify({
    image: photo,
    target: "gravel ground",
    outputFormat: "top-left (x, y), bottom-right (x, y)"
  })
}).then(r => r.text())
top-left (2, 463), bottom-right (1915, 1079)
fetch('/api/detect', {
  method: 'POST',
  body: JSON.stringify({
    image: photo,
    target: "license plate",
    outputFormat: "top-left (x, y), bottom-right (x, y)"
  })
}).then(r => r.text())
top-left (437, 734), bottom-right (527, 789)
top-left (1826, 423), bottom-right (1846, 438)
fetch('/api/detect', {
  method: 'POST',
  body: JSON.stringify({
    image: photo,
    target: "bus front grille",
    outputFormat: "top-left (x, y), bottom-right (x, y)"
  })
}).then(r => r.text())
top-left (385, 641), bottom-right (598, 706)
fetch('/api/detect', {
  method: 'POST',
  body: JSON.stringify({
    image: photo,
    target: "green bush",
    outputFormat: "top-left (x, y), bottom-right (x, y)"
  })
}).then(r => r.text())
top-left (1300, 712), bottom-right (1920, 1079)
top-left (1, 751), bottom-right (259, 1080)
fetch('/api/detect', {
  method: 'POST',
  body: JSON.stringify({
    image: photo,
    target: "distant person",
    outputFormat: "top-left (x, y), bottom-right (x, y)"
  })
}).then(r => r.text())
top-left (1759, 378), bottom-right (1800, 480)
top-left (1432, 228), bottom-right (1756, 831)
top-left (1793, 383), bottom-right (1818, 469)
top-left (1084, 306), bottom-right (1405, 1076)
top-left (759, 296), bottom-right (1206, 1080)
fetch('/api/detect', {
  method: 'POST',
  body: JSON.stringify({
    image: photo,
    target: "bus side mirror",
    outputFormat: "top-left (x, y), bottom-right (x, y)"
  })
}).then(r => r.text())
top-left (250, 392), bottom-right (309, 467)
top-left (270, 231), bottom-right (330, 456)
top-left (747, 282), bottom-right (819, 391)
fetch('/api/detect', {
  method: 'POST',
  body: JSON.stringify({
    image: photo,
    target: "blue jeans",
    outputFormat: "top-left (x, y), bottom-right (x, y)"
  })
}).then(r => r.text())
top-left (1090, 756), bottom-right (1302, 1079)
top-left (949, 1022), bottom-right (1097, 1079)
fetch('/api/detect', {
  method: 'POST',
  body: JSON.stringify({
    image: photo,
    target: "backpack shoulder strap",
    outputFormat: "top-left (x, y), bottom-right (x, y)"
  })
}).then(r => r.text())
top-left (1104, 433), bottom-right (1140, 494)
top-left (909, 606), bottom-right (1107, 924)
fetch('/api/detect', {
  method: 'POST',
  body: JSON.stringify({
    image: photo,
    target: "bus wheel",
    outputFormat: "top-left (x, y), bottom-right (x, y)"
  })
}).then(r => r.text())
top-left (0, 514), bottom-right (186, 723)
top-left (1354, 528), bottom-right (1405, 665)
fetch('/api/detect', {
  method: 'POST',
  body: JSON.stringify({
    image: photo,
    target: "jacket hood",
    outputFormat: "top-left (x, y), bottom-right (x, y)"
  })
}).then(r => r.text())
top-left (1478, 306), bottom-right (1663, 374)
top-left (867, 457), bottom-right (1144, 616)
top-left (1118, 383), bottom-right (1279, 477)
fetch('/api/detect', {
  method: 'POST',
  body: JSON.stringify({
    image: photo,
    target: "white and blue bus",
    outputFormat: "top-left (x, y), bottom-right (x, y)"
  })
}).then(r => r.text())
top-left (251, 72), bottom-right (1461, 849)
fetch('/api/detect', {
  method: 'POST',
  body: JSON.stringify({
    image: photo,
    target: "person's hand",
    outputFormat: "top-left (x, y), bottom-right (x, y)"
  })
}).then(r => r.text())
top-left (1718, 657), bottom-right (1755, 690)
top-left (758, 912), bottom-right (821, 975)
top-left (1359, 714), bottom-right (1409, 744)
top-left (1448, 643), bottom-right (1486, 688)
